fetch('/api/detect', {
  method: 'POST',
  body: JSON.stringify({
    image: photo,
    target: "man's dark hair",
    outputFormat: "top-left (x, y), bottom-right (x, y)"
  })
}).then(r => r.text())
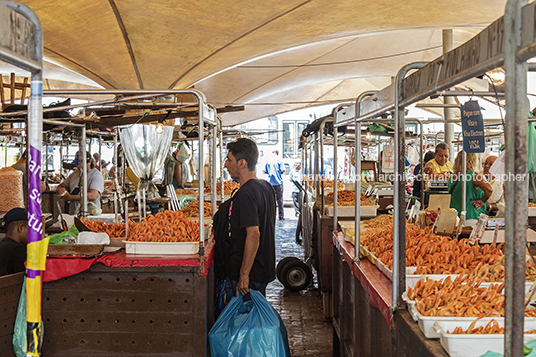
top-left (227, 138), bottom-right (258, 171)
top-left (5, 220), bottom-right (27, 234)
top-left (435, 142), bottom-right (449, 153)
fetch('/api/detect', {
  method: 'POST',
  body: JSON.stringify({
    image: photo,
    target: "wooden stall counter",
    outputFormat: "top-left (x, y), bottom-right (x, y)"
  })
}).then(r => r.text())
top-left (332, 232), bottom-right (448, 357)
top-left (41, 241), bottom-right (215, 357)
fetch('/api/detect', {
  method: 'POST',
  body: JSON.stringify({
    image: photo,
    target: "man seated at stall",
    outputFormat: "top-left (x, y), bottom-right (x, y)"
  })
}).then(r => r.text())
top-left (56, 151), bottom-right (105, 215)
top-left (423, 142), bottom-right (453, 175)
top-left (0, 207), bottom-right (29, 277)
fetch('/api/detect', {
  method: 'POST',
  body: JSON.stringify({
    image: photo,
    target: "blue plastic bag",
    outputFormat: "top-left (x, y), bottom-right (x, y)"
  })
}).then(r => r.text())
top-left (208, 290), bottom-right (291, 357)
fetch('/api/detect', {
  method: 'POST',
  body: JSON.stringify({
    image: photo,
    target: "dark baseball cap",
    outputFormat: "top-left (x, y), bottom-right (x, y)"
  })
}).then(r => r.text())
top-left (72, 151), bottom-right (91, 166)
top-left (3, 207), bottom-right (28, 225)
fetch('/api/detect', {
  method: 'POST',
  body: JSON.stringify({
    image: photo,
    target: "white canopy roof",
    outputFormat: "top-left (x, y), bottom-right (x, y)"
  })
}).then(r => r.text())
top-left (0, 0), bottom-right (509, 125)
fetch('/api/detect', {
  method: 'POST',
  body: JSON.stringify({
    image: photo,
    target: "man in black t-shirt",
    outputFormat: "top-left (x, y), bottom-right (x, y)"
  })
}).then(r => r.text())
top-left (0, 207), bottom-right (29, 277)
top-left (222, 138), bottom-right (276, 301)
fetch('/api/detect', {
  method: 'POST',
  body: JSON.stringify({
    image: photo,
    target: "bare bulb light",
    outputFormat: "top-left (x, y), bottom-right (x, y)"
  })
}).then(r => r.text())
top-left (155, 122), bottom-right (164, 134)
top-left (485, 67), bottom-right (505, 86)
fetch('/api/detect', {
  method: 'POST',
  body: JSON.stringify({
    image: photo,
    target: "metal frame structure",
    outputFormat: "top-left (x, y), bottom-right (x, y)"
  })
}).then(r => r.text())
top-left (332, 104), bottom-right (426, 265)
top-left (41, 89), bottom-right (217, 270)
top-left (0, 1), bottom-right (43, 354)
top-left (331, 0), bottom-right (536, 353)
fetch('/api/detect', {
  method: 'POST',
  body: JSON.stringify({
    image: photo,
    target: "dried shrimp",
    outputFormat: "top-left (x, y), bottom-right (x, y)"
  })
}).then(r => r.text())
top-left (181, 200), bottom-right (212, 217)
top-left (127, 210), bottom-right (199, 242)
top-left (80, 218), bottom-right (133, 238)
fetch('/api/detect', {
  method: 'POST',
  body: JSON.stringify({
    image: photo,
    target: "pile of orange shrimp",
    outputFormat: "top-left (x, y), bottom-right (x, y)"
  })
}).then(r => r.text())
top-left (326, 194), bottom-right (376, 206)
top-left (324, 179), bottom-right (344, 189)
top-left (175, 188), bottom-right (198, 196)
top-left (410, 276), bottom-right (536, 318)
top-left (326, 189), bottom-right (355, 201)
top-left (181, 200), bottom-right (212, 217)
top-left (127, 210), bottom-right (199, 242)
top-left (413, 277), bottom-right (505, 317)
top-left (80, 218), bottom-right (133, 238)
top-left (362, 215), bottom-right (393, 229)
top-left (448, 318), bottom-right (536, 334)
top-left (360, 222), bottom-right (504, 276)
top-left (204, 181), bottom-right (240, 194)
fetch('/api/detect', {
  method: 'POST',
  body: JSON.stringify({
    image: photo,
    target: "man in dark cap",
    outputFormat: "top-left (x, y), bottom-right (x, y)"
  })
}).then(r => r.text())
top-left (56, 151), bottom-right (104, 215)
top-left (0, 207), bottom-right (29, 277)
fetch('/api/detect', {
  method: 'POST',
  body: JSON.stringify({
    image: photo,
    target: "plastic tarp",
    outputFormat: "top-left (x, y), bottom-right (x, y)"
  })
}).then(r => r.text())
top-left (119, 124), bottom-right (173, 199)
top-left (42, 240), bottom-right (215, 282)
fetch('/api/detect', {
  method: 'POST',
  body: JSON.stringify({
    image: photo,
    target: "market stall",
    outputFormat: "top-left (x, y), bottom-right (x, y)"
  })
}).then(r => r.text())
top-left (40, 245), bottom-right (215, 355)
top-left (329, 1), bottom-right (536, 355)
top-left (0, 83), bottom-right (221, 355)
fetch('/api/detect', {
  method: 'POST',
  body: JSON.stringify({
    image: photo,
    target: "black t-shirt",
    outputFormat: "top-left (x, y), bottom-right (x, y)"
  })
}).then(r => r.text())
top-left (0, 237), bottom-right (26, 277)
top-left (227, 179), bottom-right (276, 283)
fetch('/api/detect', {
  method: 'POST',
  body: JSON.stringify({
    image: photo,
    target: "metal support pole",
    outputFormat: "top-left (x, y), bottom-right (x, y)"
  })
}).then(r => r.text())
top-left (462, 151), bottom-right (467, 213)
top-left (314, 132), bottom-right (320, 198)
top-left (419, 121), bottom-right (425, 204)
top-left (0, 2), bottom-right (46, 355)
top-left (211, 125), bottom-right (217, 218)
top-left (81, 127), bottom-right (88, 218)
top-left (443, 29), bottom-right (456, 154)
top-left (59, 141), bottom-right (63, 177)
top-left (113, 130), bottom-right (118, 177)
top-left (219, 129), bottom-right (224, 200)
top-left (333, 126), bottom-right (338, 231)
top-left (504, 1), bottom-right (528, 355)
top-left (98, 136), bottom-right (102, 173)
top-left (198, 101), bottom-right (206, 274)
top-left (392, 62), bottom-right (428, 357)
top-left (353, 91), bottom-right (377, 262)
top-left (354, 120), bottom-right (361, 260)
top-left (45, 134), bottom-right (49, 184)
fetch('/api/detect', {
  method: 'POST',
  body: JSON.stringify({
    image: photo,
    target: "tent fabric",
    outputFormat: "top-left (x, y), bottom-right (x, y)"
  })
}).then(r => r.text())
top-left (0, 0), bottom-right (507, 124)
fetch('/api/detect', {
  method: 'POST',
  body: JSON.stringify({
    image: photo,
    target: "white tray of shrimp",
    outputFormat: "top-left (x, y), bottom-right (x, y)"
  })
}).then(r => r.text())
top-left (416, 310), bottom-right (536, 339)
top-left (434, 319), bottom-right (536, 356)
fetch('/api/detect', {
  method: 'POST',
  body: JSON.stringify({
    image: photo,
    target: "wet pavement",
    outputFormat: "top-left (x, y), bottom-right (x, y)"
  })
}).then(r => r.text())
top-left (266, 207), bottom-right (333, 357)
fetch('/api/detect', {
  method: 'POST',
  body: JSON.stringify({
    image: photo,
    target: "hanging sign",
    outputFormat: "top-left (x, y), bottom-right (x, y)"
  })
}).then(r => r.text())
top-left (460, 100), bottom-right (485, 153)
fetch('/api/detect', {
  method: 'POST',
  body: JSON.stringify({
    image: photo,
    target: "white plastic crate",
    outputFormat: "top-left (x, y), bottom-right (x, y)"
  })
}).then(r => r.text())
top-left (325, 205), bottom-right (378, 217)
top-left (434, 319), bottom-right (536, 356)
top-left (124, 240), bottom-right (200, 255)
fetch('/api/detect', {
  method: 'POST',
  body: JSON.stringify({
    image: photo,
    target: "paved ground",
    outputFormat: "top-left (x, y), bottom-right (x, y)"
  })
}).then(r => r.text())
top-left (266, 207), bottom-right (333, 357)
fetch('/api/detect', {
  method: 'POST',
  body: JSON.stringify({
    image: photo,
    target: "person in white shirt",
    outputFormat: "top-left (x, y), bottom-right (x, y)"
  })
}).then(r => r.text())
top-left (56, 151), bottom-right (105, 215)
top-left (482, 155), bottom-right (505, 216)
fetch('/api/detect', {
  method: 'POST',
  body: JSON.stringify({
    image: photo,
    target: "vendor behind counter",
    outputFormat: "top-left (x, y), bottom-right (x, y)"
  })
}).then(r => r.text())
top-left (423, 142), bottom-right (453, 175)
top-left (448, 151), bottom-right (493, 222)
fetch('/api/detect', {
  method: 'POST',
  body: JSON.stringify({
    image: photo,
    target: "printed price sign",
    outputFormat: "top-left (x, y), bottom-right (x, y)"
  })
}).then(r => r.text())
top-left (461, 100), bottom-right (485, 153)
top-left (408, 201), bottom-right (421, 222)
top-left (468, 213), bottom-right (489, 244)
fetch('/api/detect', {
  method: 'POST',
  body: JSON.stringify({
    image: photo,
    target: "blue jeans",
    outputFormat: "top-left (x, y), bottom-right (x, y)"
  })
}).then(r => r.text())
top-left (273, 184), bottom-right (284, 220)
